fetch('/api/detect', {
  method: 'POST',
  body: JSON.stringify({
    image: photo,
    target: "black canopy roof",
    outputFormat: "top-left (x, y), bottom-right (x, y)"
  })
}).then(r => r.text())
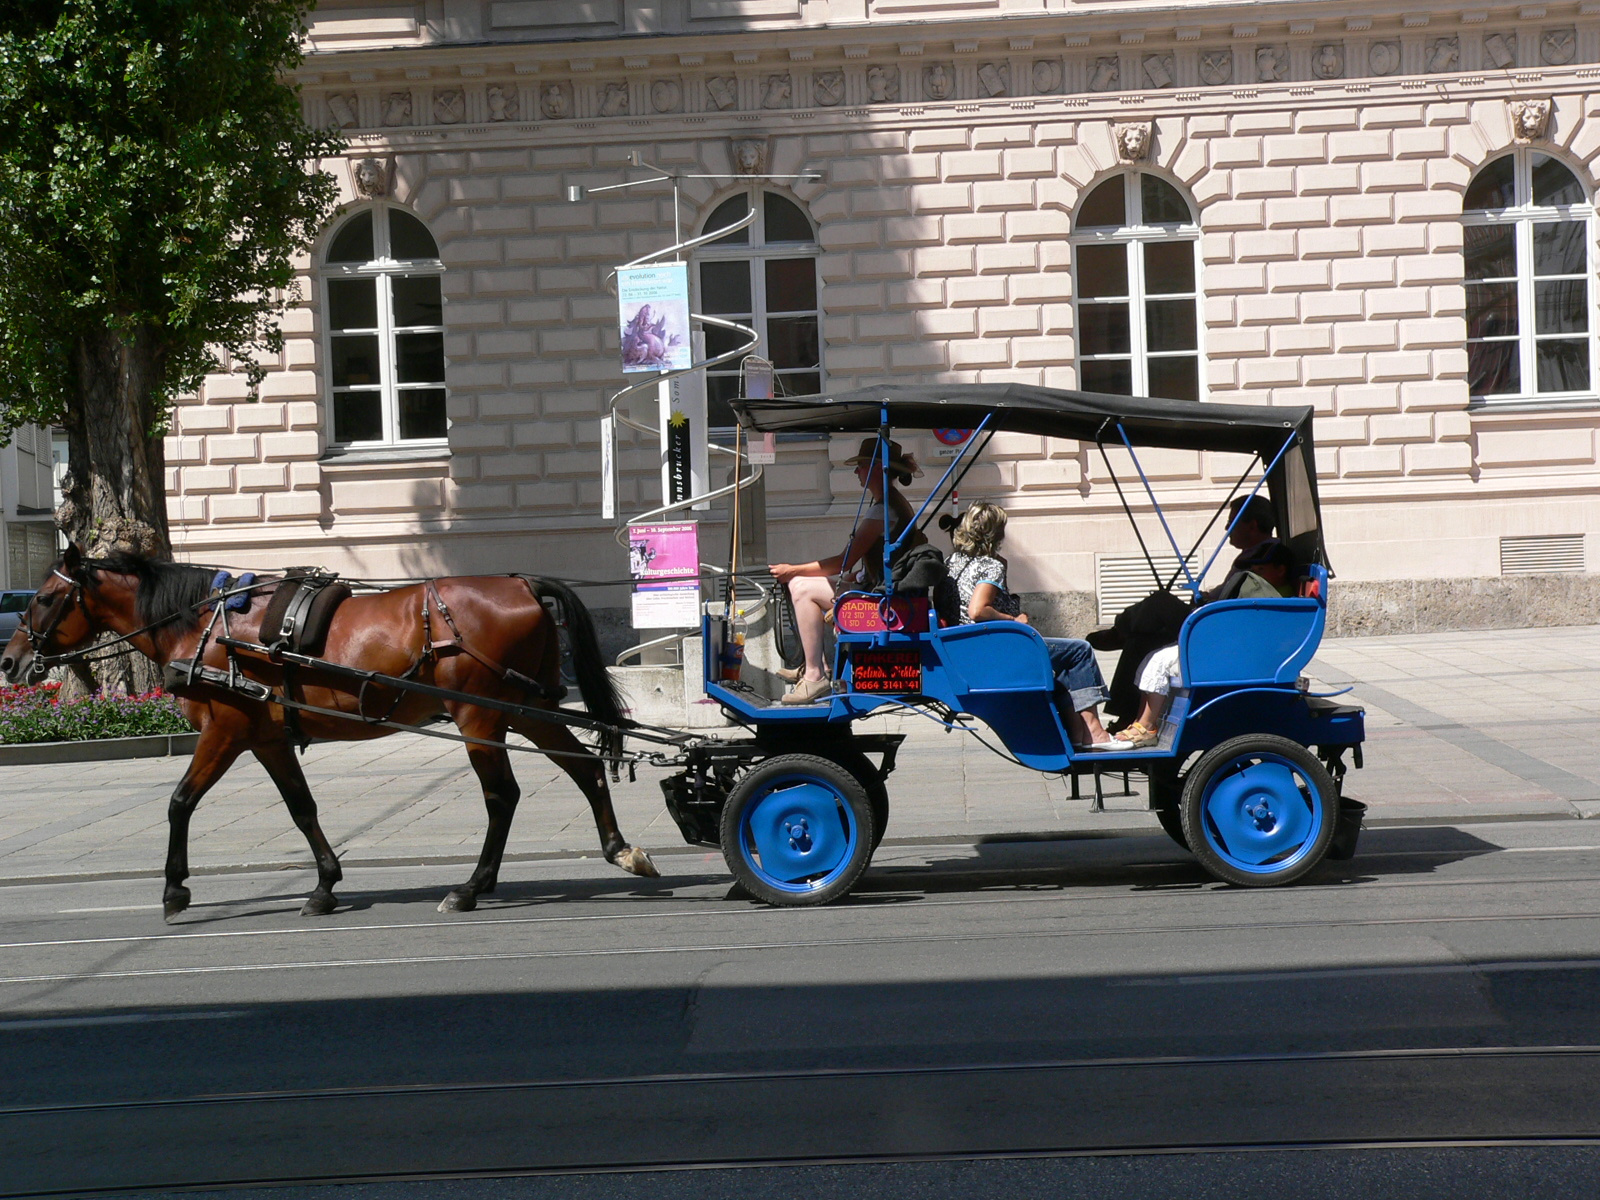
top-left (731, 383), bottom-right (1328, 568)
top-left (731, 383), bottom-right (1311, 460)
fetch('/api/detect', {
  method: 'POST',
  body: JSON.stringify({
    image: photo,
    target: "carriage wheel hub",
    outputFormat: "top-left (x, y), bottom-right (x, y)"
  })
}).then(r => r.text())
top-left (785, 817), bottom-right (813, 853)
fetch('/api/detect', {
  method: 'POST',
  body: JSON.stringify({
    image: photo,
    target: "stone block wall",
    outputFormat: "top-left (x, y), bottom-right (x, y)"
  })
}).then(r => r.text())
top-left (163, 6), bottom-right (1600, 619)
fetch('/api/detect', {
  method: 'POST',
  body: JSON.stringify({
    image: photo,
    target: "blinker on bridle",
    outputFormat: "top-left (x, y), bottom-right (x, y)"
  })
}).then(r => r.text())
top-left (20, 569), bottom-right (85, 677)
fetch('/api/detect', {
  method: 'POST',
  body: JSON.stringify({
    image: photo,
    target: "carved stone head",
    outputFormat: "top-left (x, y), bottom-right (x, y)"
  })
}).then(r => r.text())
top-left (352, 156), bottom-right (390, 199)
top-left (733, 138), bottom-right (768, 175)
top-left (1510, 98), bottom-right (1553, 143)
top-left (1115, 122), bottom-right (1152, 163)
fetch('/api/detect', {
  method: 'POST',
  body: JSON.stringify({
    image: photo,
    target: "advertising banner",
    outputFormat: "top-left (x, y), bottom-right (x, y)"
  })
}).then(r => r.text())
top-left (629, 520), bottom-right (700, 629)
top-left (618, 263), bottom-right (692, 373)
top-left (658, 342), bottom-right (709, 512)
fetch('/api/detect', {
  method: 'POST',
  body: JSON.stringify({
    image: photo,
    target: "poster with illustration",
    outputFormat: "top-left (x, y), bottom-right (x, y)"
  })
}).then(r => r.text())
top-left (628, 521), bottom-right (699, 581)
top-left (617, 263), bottom-right (692, 372)
top-left (629, 521), bottom-right (700, 628)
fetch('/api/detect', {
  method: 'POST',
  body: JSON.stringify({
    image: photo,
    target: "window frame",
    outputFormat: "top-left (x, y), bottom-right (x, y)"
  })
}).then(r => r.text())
top-left (1070, 172), bottom-right (1203, 402)
top-left (693, 187), bottom-right (823, 427)
top-left (320, 203), bottom-right (449, 451)
top-left (1463, 149), bottom-right (1597, 408)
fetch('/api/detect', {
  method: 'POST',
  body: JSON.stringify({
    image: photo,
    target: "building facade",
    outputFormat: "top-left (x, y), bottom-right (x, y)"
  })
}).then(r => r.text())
top-left (165, 0), bottom-right (1600, 635)
top-left (3, 424), bottom-right (58, 592)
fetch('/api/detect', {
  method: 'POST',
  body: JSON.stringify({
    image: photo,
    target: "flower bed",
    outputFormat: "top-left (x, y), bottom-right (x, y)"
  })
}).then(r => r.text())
top-left (0, 682), bottom-right (193, 744)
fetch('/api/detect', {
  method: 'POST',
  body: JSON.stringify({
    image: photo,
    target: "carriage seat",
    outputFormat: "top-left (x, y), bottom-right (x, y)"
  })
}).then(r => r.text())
top-left (260, 574), bottom-right (351, 657)
top-left (1178, 563), bottom-right (1327, 688)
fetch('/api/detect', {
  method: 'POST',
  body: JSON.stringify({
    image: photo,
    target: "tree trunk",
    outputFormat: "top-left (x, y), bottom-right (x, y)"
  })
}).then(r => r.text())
top-left (55, 325), bottom-right (172, 696)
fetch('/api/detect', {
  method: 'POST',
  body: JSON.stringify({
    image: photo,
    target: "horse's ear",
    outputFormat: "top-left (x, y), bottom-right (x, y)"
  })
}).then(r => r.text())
top-left (61, 543), bottom-right (83, 578)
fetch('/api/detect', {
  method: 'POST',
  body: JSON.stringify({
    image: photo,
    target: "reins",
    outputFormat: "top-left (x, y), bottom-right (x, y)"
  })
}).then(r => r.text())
top-left (23, 569), bottom-right (312, 674)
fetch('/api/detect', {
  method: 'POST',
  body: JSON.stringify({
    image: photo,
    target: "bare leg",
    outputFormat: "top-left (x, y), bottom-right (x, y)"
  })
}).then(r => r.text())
top-left (509, 711), bottom-right (659, 881)
top-left (1135, 692), bottom-right (1168, 729)
top-left (253, 741), bottom-right (344, 916)
top-left (788, 575), bottom-right (835, 682)
top-left (1078, 706), bottom-right (1113, 744)
top-left (163, 730), bottom-right (245, 922)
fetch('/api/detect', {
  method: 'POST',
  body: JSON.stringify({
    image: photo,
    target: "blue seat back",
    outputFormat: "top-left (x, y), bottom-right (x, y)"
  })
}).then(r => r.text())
top-left (927, 622), bottom-right (1070, 769)
top-left (933, 621), bottom-right (1055, 694)
top-left (1178, 595), bottom-right (1325, 687)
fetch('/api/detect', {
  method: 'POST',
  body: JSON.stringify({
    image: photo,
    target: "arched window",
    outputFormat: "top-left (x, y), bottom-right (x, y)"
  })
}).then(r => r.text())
top-left (1465, 152), bottom-right (1594, 401)
top-left (696, 189), bottom-right (821, 425)
top-left (1072, 173), bottom-right (1200, 401)
top-left (322, 205), bottom-right (447, 447)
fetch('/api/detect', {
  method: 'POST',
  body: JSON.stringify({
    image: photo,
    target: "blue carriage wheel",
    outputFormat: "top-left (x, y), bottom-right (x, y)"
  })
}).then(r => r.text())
top-left (1199, 752), bottom-right (1326, 876)
top-left (737, 771), bottom-right (861, 894)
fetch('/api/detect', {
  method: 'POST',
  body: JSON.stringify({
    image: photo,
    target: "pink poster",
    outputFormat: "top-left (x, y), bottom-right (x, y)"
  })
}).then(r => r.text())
top-left (628, 521), bottom-right (699, 581)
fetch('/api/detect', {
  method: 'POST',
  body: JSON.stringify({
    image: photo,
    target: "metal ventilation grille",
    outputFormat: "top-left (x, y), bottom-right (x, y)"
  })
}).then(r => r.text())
top-left (1500, 534), bottom-right (1586, 575)
top-left (1095, 553), bottom-right (1200, 624)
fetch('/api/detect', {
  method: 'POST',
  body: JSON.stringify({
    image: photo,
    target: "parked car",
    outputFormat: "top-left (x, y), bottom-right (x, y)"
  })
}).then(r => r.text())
top-left (0, 591), bottom-right (35, 644)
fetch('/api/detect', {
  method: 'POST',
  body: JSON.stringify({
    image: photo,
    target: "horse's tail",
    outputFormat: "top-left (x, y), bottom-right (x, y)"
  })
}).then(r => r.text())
top-left (523, 576), bottom-right (631, 760)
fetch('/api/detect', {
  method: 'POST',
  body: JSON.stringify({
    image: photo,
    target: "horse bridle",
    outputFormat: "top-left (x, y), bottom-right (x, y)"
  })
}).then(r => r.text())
top-left (19, 568), bottom-right (85, 679)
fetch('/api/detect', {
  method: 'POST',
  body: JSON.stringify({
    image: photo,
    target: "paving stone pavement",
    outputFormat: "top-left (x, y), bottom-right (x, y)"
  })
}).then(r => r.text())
top-left (1, 625), bottom-right (1597, 884)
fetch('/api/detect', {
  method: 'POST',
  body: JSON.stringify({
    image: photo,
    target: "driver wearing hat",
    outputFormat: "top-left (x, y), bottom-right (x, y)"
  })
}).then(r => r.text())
top-left (769, 437), bottom-right (921, 705)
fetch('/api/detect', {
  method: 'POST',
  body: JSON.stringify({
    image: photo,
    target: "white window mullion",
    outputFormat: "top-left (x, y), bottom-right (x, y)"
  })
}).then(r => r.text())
top-left (377, 272), bottom-right (399, 443)
top-left (1127, 238), bottom-right (1149, 396)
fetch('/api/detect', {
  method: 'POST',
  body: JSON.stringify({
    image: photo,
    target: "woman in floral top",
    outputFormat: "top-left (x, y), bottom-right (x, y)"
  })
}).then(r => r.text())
top-left (944, 503), bottom-right (1129, 751)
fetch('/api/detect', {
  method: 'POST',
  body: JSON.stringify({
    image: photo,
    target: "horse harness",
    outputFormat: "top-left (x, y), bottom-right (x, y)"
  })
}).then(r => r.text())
top-left (170, 575), bottom-right (566, 751)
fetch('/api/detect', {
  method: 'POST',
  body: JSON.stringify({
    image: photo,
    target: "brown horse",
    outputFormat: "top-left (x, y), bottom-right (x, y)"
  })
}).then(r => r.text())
top-left (0, 545), bottom-right (658, 921)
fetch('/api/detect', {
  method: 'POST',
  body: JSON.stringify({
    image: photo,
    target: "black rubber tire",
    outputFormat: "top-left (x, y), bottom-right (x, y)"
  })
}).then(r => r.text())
top-left (719, 753), bottom-right (876, 907)
top-left (1180, 734), bottom-right (1338, 888)
top-left (1153, 805), bottom-right (1189, 851)
top-left (1147, 765), bottom-right (1188, 850)
top-left (816, 746), bottom-right (891, 851)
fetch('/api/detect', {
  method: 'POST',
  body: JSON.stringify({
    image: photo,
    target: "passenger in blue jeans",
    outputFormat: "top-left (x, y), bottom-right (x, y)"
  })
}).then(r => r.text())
top-left (944, 503), bottom-right (1130, 751)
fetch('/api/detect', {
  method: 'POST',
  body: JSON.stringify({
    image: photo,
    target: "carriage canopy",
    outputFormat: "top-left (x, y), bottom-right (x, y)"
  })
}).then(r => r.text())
top-left (730, 384), bottom-right (1327, 568)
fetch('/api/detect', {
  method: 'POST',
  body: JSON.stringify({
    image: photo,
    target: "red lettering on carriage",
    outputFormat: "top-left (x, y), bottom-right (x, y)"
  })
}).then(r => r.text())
top-left (850, 648), bottom-right (922, 693)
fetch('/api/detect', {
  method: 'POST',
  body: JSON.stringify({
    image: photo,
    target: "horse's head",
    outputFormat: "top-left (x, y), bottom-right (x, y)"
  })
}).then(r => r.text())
top-left (1, 544), bottom-right (96, 685)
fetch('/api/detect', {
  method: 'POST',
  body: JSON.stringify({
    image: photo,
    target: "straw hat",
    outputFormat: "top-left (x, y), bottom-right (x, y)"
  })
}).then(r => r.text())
top-left (842, 436), bottom-right (922, 481)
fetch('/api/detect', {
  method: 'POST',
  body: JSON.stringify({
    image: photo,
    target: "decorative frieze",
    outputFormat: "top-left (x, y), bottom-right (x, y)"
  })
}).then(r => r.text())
top-left (308, 12), bottom-right (1600, 132)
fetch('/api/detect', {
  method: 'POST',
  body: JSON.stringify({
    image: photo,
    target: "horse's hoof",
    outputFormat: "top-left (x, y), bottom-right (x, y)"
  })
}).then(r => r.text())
top-left (615, 846), bottom-right (660, 879)
top-left (163, 889), bottom-right (191, 922)
top-left (301, 891), bottom-right (338, 917)
top-left (437, 890), bottom-right (477, 914)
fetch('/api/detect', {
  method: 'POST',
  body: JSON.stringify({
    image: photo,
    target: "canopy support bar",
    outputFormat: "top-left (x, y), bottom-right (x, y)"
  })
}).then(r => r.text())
top-left (1167, 454), bottom-right (1261, 592)
top-left (1193, 429), bottom-right (1301, 591)
top-left (894, 415), bottom-right (994, 552)
top-left (1095, 423), bottom-right (1165, 596)
top-left (1115, 424), bottom-right (1201, 598)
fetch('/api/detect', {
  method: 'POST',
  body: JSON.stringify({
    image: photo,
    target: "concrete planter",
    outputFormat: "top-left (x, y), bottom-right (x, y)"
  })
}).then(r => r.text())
top-left (0, 732), bottom-right (200, 766)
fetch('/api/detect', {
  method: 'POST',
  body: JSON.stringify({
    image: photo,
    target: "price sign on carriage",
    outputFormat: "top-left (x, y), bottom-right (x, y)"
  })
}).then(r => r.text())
top-left (628, 520), bottom-right (700, 629)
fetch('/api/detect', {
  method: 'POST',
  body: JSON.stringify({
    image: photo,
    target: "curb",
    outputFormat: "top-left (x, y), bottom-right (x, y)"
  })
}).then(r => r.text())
top-left (0, 732), bottom-right (199, 767)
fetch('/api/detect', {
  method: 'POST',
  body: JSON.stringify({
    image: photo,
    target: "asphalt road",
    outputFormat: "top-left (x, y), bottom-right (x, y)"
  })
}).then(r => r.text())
top-left (3, 820), bottom-right (1600, 1198)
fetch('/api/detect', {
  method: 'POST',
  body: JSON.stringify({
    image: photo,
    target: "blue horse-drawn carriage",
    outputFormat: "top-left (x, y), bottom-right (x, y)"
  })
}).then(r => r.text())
top-left (660, 384), bottom-right (1366, 906)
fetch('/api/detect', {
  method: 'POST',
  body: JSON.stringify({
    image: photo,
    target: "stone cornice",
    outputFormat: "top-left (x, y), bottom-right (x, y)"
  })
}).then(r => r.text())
top-left (300, 3), bottom-right (1600, 135)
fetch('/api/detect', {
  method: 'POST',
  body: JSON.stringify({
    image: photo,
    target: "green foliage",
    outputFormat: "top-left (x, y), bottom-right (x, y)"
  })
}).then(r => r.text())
top-left (0, 682), bottom-right (193, 743)
top-left (0, 0), bottom-right (342, 434)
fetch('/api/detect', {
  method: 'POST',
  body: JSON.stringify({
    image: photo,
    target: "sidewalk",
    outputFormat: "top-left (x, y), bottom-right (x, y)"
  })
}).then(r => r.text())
top-left (1, 625), bottom-right (1598, 883)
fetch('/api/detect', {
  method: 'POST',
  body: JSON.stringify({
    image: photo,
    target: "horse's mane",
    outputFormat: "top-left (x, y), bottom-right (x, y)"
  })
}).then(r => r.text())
top-left (87, 551), bottom-right (215, 630)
